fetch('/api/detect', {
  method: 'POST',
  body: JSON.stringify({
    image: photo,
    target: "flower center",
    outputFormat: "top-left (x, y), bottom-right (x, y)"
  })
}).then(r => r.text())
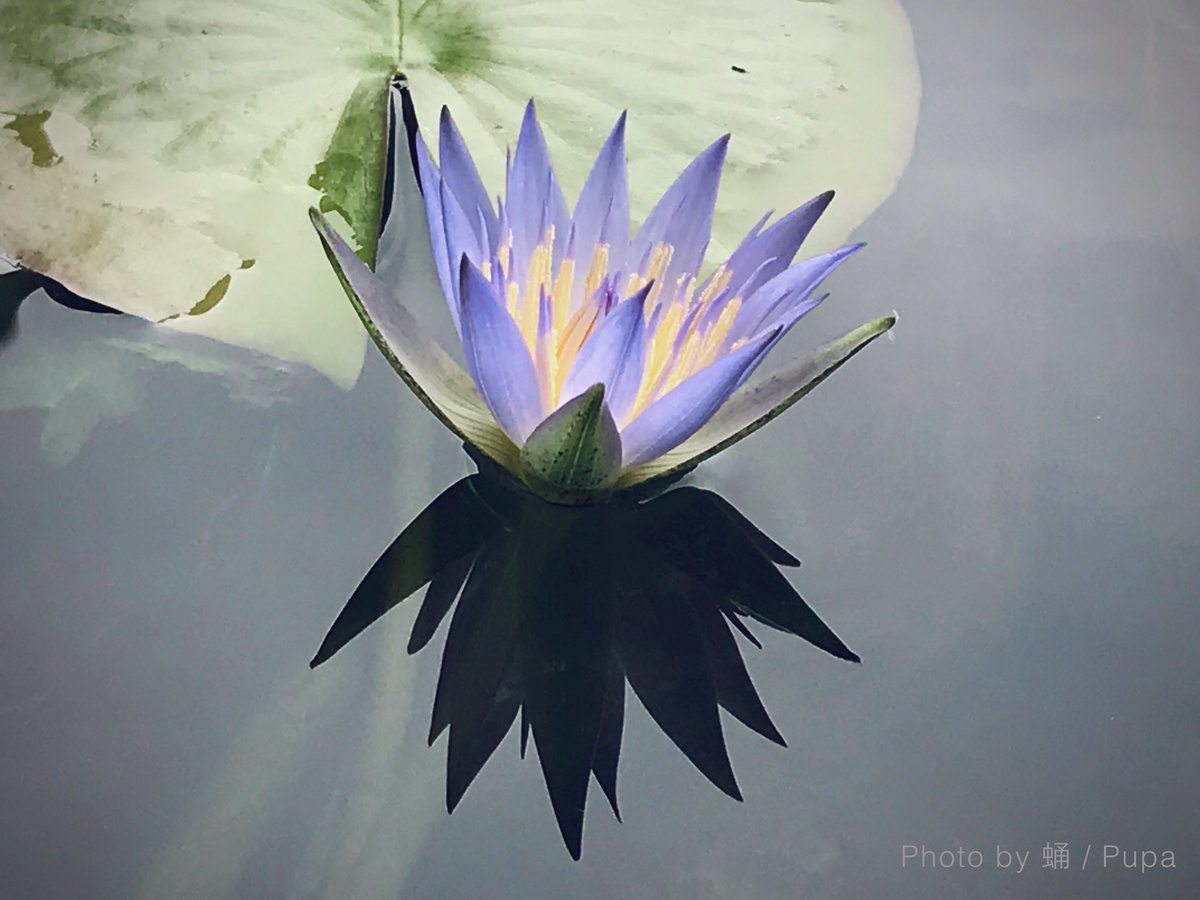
top-left (483, 227), bottom-right (746, 420)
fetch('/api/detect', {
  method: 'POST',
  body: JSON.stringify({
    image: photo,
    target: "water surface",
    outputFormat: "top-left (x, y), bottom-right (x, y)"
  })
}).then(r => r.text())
top-left (2, 1), bottom-right (1198, 897)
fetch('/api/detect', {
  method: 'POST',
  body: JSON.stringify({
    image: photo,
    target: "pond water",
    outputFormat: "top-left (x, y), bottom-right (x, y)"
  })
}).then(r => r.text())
top-left (2, 1), bottom-right (1198, 898)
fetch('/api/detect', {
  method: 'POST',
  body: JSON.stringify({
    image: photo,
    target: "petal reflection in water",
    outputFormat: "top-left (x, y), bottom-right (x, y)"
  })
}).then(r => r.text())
top-left (312, 459), bottom-right (858, 859)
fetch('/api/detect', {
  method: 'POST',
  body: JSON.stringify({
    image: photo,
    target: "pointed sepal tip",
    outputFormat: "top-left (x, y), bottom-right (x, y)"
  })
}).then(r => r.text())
top-left (519, 383), bottom-right (622, 505)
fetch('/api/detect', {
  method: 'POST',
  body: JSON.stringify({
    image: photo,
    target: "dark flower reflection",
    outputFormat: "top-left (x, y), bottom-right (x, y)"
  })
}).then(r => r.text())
top-left (311, 453), bottom-right (858, 859)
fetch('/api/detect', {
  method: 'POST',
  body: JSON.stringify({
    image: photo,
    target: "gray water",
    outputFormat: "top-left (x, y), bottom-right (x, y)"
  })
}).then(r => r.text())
top-left (2, 1), bottom-right (1198, 897)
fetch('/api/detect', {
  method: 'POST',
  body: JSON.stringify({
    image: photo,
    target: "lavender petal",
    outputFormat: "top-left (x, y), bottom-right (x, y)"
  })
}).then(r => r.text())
top-left (438, 177), bottom-right (487, 312)
top-left (560, 281), bottom-right (650, 416)
top-left (571, 112), bottom-right (630, 278)
top-left (628, 135), bottom-right (728, 290)
top-left (506, 101), bottom-right (569, 279)
top-left (413, 135), bottom-right (458, 331)
top-left (723, 191), bottom-right (835, 298)
top-left (617, 317), bottom-right (896, 488)
top-left (439, 107), bottom-right (499, 246)
top-left (732, 243), bottom-right (864, 341)
top-left (619, 329), bottom-right (778, 468)
top-left (457, 257), bottom-right (546, 442)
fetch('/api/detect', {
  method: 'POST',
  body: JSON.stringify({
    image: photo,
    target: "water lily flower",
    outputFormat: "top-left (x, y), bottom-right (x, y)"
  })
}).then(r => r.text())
top-left (311, 79), bottom-right (894, 504)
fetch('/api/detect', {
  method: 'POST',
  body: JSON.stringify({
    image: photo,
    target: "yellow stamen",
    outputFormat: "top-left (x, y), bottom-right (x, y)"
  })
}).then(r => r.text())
top-left (646, 243), bottom-right (674, 285)
top-left (512, 226), bottom-right (555, 352)
top-left (550, 257), bottom-right (574, 337)
top-left (660, 298), bottom-right (740, 393)
top-left (523, 226), bottom-right (555, 313)
top-left (626, 243), bottom-right (675, 309)
top-left (696, 265), bottom-right (731, 308)
top-left (505, 279), bottom-right (520, 321)
top-left (662, 327), bottom-right (706, 394)
top-left (625, 294), bottom-right (745, 416)
top-left (544, 350), bottom-right (559, 408)
top-left (696, 296), bottom-right (742, 368)
top-left (483, 226), bottom-right (737, 419)
top-left (497, 235), bottom-right (512, 280)
top-left (520, 295), bottom-right (540, 351)
top-left (675, 274), bottom-right (695, 310)
top-left (583, 242), bottom-right (610, 305)
top-left (648, 305), bottom-right (686, 381)
top-left (536, 293), bottom-right (558, 410)
top-left (557, 301), bottom-right (591, 355)
top-left (556, 304), bottom-right (601, 393)
top-left (624, 302), bottom-right (685, 419)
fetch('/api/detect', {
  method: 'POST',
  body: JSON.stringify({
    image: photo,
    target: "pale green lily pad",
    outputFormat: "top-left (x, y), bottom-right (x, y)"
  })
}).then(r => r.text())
top-left (0, 0), bottom-right (918, 387)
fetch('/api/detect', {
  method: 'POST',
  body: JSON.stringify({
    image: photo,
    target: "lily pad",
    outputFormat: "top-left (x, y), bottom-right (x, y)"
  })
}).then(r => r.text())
top-left (0, 0), bottom-right (919, 387)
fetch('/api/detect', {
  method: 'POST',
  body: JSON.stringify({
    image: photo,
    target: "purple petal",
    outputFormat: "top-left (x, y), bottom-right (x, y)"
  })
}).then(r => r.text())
top-left (535, 285), bottom-right (554, 390)
top-left (310, 208), bottom-right (520, 469)
top-left (560, 281), bottom-right (650, 418)
top-left (732, 243), bottom-right (864, 341)
top-left (688, 210), bottom-right (767, 300)
top-left (414, 135), bottom-right (455, 325)
top-left (506, 101), bottom-right (569, 280)
top-left (619, 328), bottom-right (778, 468)
top-left (571, 112), bottom-right (630, 278)
top-left (419, 162), bottom-right (486, 338)
top-left (761, 291), bottom-right (829, 341)
top-left (722, 191), bottom-right (834, 298)
top-left (628, 135), bottom-right (728, 289)
top-left (457, 257), bottom-right (545, 442)
top-left (496, 197), bottom-right (510, 253)
top-left (439, 176), bottom-right (486, 279)
top-left (618, 316), bottom-right (895, 489)
top-left (733, 293), bottom-right (829, 391)
top-left (439, 107), bottom-right (499, 246)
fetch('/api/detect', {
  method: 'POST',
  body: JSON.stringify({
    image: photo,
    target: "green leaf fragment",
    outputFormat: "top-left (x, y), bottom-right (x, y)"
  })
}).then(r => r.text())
top-left (3, 111), bottom-right (61, 167)
top-left (186, 273), bottom-right (231, 316)
top-left (307, 76), bottom-right (391, 266)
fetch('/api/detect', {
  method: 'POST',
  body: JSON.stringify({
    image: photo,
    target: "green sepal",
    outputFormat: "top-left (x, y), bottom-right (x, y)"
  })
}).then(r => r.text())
top-left (519, 384), bottom-right (623, 505)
